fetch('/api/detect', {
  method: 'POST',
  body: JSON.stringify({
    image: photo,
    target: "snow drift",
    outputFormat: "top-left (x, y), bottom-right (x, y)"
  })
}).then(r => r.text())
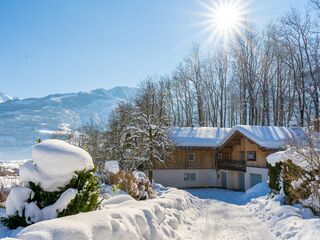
top-left (11, 188), bottom-right (200, 240)
top-left (248, 195), bottom-right (320, 240)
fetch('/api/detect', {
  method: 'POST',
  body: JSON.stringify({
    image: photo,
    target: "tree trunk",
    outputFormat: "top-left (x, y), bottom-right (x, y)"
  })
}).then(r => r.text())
top-left (148, 170), bottom-right (153, 183)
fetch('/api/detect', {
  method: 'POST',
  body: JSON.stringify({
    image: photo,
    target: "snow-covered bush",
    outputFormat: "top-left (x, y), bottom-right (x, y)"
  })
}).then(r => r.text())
top-left (106, 102), bottom-right (174, 180)
top-left (1, 140), bottom-right (100, 229)
top-left (104, 160), bottom-right (120, 175)
top-left (267, 129), bottom-right (320, 215)
top-left (282, 160), bottom-right (312, 203)
top-left (108, 170), bottom-right (155, 200)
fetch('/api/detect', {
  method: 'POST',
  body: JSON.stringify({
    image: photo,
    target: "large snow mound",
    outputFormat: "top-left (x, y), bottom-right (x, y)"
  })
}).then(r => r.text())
top-left (247, 194), bottom-right (320, 240)
top-left (32, 139), bottom-right (94, 176)
top-left (20, 140), bottom-right (94, 192)
top-left (12, 189), bottom-right (201, 240)
top-left (267, 148), bottom-right (313, 171)
top-left (245, 182), bottom-right (270, 201)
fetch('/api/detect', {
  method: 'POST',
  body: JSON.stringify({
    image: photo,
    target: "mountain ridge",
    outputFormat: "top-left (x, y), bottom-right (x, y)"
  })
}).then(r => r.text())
top-left (0, 86), bottom-right (138, 160)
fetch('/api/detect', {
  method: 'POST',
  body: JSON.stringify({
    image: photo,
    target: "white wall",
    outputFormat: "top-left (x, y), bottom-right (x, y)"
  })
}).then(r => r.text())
top-left (154, 169), bottom-right (217, 188)
top-left (154, 167), bottom-right (268, 190)
top-left (245, 167), bottom-right (269, 191)
top-left (215, 169), bottom-right (244, 190)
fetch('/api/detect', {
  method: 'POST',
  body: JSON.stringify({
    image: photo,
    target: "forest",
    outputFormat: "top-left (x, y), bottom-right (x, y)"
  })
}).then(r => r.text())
top-left (128, 3), bottom-right (320, 130)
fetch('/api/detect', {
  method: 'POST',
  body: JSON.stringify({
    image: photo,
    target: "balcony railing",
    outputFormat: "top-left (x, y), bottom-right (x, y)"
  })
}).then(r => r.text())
top-left (217, 159), bottom-right (246, 172)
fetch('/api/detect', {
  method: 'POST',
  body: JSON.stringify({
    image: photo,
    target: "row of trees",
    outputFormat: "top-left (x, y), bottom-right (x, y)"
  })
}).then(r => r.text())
top-left (136, 5), bottom-right (320, 130)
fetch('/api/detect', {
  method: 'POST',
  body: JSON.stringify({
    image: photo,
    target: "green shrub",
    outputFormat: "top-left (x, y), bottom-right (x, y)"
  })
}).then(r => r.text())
top-left (1, 209), bottom-right (28, 229)
top-left (2, 168), bottom-right (100, 229)
top-left (268, 162), bottom-right (282, 192)
top-left (59, 169), bottom-right (100, 217)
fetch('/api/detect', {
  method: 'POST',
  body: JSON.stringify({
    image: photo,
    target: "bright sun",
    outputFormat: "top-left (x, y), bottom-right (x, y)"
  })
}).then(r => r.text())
top-left (196, 0), bottom-right (250, 44)
top-left (213, 4), bottom-right (242, 33)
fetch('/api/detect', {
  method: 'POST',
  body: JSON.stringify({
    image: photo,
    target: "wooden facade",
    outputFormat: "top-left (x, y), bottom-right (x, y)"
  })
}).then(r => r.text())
top-left (155, 147), bottom-right (216, 170)
top-left (217, 131), bottom-right (275, 170)
top-left (155, 131), bottom-right (276, 172)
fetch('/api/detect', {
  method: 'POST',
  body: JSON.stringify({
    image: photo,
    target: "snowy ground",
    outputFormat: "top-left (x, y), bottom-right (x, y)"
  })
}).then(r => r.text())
top-left (201, 200), bottom-right (274, 240)
top-left (186, 188), bottom-right (247, 205)
top-left (186, 186), bottom-right (275, 240)
top-left (1, 184), bottom-right (319, 240)
top-left (187, 186), bottom-right (319, 240)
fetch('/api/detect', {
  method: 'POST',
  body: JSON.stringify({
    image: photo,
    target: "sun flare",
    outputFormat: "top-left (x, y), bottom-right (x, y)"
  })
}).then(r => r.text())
top-left (213, 3), bottom-right (242, 33)
top-left (196, 0), bottom-right (250, 44)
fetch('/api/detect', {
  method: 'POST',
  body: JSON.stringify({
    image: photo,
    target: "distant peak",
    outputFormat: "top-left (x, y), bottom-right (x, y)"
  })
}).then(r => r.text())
top-left (89, 88), bottom-right (108, 95)
top-left (88, 86), bottom-right (138, 100)
top-left (0, 92), bottom-right (13, 103)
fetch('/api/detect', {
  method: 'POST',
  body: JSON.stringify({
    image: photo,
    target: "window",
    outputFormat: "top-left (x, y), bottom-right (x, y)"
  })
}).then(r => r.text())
top-left (184, 173), bottom-right (197, 181)
top-left (250, 173), bottom-right (262, 187)
top-left (188, 153), bottom-right (195, 161)
top-left (247, 151), bottom-right (256, 161)
top-left (216, 153), bottom-right (222, 161)
top-left (240, 151), bottom-right (245, 161)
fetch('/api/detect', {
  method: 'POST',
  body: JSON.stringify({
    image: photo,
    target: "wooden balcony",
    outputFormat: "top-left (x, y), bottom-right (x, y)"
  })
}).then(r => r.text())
top-left (217, 159), bottom-right (246, 172)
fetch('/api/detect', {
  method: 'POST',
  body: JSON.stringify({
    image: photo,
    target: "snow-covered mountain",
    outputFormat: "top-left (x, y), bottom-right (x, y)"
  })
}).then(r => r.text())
top-left (0, 86), bottom-right (138, 160)
top-left (0, 92), bottom-right (13, 103)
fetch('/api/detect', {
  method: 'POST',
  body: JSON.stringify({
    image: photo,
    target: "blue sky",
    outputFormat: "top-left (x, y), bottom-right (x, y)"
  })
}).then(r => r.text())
top-left (0, 0), bottom-right (309, 98)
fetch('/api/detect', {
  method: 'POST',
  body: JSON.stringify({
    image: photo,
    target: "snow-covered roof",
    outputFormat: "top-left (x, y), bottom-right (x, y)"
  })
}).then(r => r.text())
top-left (219, 125), bottom-right (301, 149)
top-left (170, 127), bottom-right (231, 147)
top-left (171, 125), bottom-right (303, 149)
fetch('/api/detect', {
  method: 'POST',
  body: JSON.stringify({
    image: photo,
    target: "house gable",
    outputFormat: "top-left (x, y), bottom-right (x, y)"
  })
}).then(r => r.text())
top-left (217, 131), bottom-right (275, 169)
top-left (218, 125), bottom-right (297, 150)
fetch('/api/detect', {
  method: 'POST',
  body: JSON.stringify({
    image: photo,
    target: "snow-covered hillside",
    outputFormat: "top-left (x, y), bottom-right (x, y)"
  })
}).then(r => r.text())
top-left (0, 87), bottom-right (138, 160)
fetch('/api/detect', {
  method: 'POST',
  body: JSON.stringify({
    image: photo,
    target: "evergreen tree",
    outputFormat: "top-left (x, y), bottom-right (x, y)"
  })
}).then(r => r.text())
top-left (2, 169), bottom-right (99, 229)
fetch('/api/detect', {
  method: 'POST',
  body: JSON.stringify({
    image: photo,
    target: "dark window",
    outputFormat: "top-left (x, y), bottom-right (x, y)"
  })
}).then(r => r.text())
top-left (250, 173), bottom-right (262, 187)
top-left (216, 153), bottom-right (222, 160)
top-left (240, 151), bottom-right (245, 161)
top-left (247, 151), bottom-right (256, 161)
top-left (188, 153), bottom-right (195, 161)
top-left (184, 173), bottom-right (197, 181)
